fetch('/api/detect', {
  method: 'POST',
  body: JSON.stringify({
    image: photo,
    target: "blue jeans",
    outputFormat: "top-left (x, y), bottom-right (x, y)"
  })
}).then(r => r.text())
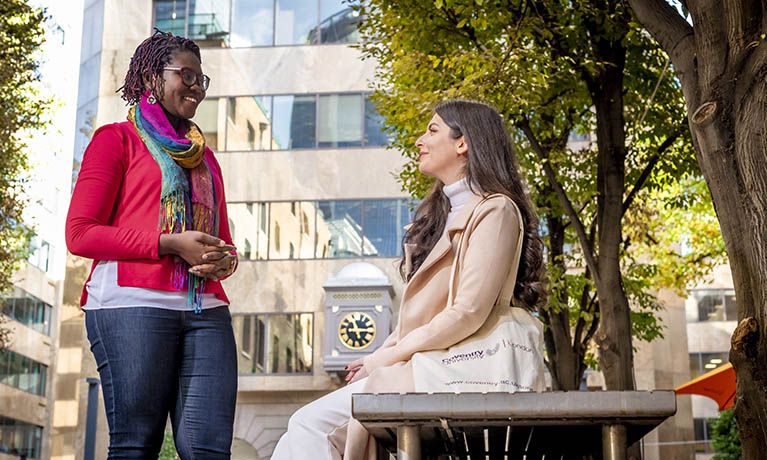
top-left (85, 306), bottom-right (237, 459)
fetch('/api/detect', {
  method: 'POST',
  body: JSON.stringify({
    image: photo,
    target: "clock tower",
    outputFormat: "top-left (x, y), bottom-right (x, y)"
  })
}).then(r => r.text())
top-left (323, 262), bottom-right (394, 372)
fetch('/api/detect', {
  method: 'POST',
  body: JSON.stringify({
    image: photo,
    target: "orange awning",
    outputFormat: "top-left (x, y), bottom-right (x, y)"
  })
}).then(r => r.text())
top-left (675, 362), bottom-right (735, 410)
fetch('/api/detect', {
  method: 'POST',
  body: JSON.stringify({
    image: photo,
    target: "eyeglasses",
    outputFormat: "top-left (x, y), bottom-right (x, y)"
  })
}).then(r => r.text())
top-left (163, 66), bottom-right (210, 91)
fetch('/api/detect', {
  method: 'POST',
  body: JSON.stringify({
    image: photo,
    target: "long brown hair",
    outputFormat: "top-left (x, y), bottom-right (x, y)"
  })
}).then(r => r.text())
top-left (401, 100), bottom-right (546, 311)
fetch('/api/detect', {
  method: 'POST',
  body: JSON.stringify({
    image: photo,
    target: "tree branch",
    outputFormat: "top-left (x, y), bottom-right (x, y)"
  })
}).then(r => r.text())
top-left (582, 299), bottom-right (601, 347)
top-left (518, 116), bottom-right (601, 285)
top-left (622, 124), bottom-right (686, 215)
top-left (628, 0), bottom-right (697, 93)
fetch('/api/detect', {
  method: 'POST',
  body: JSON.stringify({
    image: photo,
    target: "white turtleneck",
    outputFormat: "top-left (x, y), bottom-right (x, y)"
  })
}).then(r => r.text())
top-left (443, 177), bottom-right (477, 226)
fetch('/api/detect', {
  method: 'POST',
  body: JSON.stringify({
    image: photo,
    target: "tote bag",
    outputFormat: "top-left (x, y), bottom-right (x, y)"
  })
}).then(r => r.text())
top-left (411, 194), bottom-right (546, 393)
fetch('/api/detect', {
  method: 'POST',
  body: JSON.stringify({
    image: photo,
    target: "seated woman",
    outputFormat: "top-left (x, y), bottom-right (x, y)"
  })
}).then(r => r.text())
top-left (272, 100), bottom-right (547, 460)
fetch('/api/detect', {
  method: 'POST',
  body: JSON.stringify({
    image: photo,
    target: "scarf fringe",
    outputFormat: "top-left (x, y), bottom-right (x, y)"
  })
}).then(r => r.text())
top-left (130, 99), bottom-right (218, 314)
top-left (173, 263), bottom-right (206, 313)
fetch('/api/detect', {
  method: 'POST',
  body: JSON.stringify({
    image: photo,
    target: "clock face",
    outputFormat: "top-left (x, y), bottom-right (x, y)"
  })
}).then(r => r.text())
top-left (338, 312), bottom-right (376, 350)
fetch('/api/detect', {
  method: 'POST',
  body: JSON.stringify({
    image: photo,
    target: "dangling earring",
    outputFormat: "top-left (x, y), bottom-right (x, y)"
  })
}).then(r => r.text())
top-left (147, 93), bottom-right (157, 104)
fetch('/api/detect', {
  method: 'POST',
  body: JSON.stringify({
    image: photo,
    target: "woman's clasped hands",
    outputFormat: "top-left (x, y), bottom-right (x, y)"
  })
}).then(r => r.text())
top-left (159, 231), bottom-right (237, 281)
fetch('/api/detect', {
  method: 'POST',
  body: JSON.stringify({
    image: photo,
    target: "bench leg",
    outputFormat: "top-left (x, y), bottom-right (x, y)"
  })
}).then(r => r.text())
top-left (602, 424), bottom-right (627, 460)
top-left (397, 425), bottom-right (421, 460)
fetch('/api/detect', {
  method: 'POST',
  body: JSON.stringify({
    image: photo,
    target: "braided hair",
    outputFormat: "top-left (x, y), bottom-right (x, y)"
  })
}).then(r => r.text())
top-left (118, 29), bottom-right (201, 105)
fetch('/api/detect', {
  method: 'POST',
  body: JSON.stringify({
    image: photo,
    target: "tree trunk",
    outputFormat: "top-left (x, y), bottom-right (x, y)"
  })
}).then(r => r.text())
top-left (629, 0), bottom-right (767, 456)
top-left (585, 22), bottom-right (636, 393)
top-left (541, 212), bottom-right (584, 391)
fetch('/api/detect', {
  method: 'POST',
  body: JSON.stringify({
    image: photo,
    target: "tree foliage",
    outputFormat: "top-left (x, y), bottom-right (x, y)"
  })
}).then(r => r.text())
top-left (159, 431), bottom-right (180, 460)
top-left (711, 409), bottom-right (741, 460)
top-left (0, 0), bottom-right (50, 351)
top-left (357, 0), bottom-right (724, 390)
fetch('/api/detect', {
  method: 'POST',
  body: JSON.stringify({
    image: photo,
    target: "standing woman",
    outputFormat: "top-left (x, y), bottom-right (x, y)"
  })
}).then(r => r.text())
top-left (272, 100), bottom-right (546, 459)
top-left (66, 31), bottom-right (238, 459)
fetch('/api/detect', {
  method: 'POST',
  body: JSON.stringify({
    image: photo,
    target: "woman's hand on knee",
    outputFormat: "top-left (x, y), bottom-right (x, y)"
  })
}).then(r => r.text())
top-left (346, 364), bottom-right (369, 384)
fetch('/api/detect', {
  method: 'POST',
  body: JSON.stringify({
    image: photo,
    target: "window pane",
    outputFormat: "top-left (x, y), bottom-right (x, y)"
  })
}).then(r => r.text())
top-left (1, 297), bottom-right (11, 316)
top-left (4, 352), bottom-right (21, 388)
top-left (701, 352), bottom-right (728, 374)
top-left (255, 317), bottom-right (266, 372)
top-left (268, 202), bottom-right (314, 259)
top-left (17, 356), bottom-right (31, 393)
top-left (724, 290), bottom-right (737, 321)
top-left (316, 201), bottom-right (363, 258)
top-left (265, 314), bottom-right (312, 374)
top-left (226, 96), bottom-right (274, 151)
top-left (27, 362), bottom-right (39, 396)
top-left (188, 0), bottom-right (230, 47)
top-left (193, 98), bottom-right (223, 151)
top-left (364, 95), bottom-right (390, 147)
top-left (295, 314), bottom-right (313, 372)
top-left (38, 364), bottom-right (47, 397)
top-left (318, 0), bottom-right (361, 44)
top-left (318, 94), bottom-right (362, 148)
top-left (688, 353), bottom-right (701, 380)
top-left (0, 351), bottom-right (8, 381)
top-left (231, 0), bottom-right (274, 47)
top-left (154, 0), bottom-right (187, 37)
top-left (694, 290), bottom-right (725, 322)
top-left (273, 95), bottom-right (316, 149)
top-left (228, 203), bottom-right (269, 260)
top-left (362, 199), bottom-right (408, 257)
top-left (275, 0), bottom-right (318, 45)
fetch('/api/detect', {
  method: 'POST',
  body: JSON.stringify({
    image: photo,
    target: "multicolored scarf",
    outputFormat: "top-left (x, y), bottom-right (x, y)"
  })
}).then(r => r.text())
top-left (128, 92), bottom-right (218, 313)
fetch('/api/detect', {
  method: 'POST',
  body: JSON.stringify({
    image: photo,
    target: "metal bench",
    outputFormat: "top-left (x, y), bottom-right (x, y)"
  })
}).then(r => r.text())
top-left (351, 391), bottom-right (676, 460)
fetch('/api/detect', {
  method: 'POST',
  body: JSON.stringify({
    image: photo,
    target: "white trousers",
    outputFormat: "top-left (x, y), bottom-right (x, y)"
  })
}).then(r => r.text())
top-left (271, 378), bottom-right (367, 460)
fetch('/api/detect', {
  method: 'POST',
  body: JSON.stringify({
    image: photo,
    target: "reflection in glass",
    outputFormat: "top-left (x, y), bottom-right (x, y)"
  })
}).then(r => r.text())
top-left (229, 199), bottom-right (413, 259)
top-left (315, 0), bottom-right (361, 44)
top-left (1, 289), bottom-right (52, 335)
top-left (0, 415), bottom-right (43, 458)
top-left (154, 0), bottom-right (188, 37)
top-left (192, 98), bottom-right (222, 151)
top-left (0, 349), bottom-right (46, 396)
top-left (318, 94), bottom-right (362, 148)
top-left (188, 0), bottom-right (231, 46)
top-left (226, 96), bottom-right (275, 151)
top-left (362, 199), bottom-right (411, 257)
top-left (317, 201), bottom-right (365, 258)
top-left (269, 202), bottom-right (315, 259)
top-left (233, 313), bottom-right (313, 374)
top-left (364, 95), bottom-right (390, 147)
top-left (153, 0), bottom-right (230, 47)
top-left (273, 95), bottom-right (316, 149)
top-left (230, 0), bottom-right (274, 47)
top-left (275, 0), bottom-right (318, 45)
top-left (227, 203), bottom-right (269, 260)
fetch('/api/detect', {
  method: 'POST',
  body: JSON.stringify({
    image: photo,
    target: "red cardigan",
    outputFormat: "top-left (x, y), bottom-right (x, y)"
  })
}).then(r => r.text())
top-left (65, 121), bottom-right (236, 306)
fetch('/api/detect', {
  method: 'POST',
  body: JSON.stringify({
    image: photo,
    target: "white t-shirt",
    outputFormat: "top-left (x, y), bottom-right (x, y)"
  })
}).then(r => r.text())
top-left (83, 260), bottom-right (227, 310)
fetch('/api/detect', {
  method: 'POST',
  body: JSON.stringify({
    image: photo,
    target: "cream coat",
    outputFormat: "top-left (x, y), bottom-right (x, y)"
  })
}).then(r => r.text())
top-left (343, 193), bottom-right (524, 459)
